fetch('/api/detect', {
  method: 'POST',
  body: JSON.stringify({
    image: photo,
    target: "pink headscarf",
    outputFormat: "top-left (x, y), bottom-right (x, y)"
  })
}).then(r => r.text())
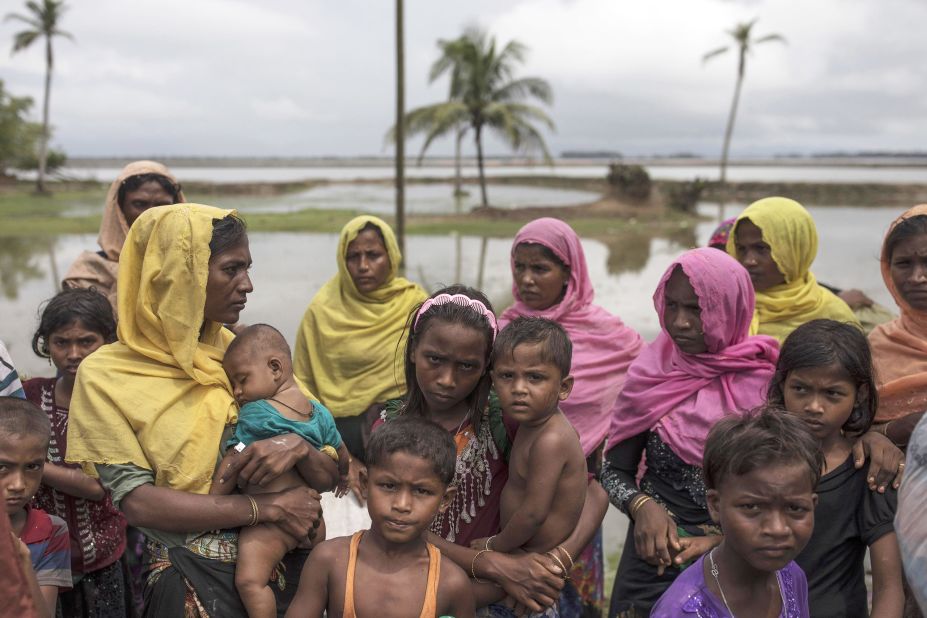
top-left (499, 218), bottom-right (645, 456)
top-left (607, 248), bottom-right (779, 466)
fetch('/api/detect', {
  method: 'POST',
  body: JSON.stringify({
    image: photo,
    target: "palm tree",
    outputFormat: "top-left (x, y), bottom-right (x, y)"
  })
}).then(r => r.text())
top-left (394, 0), bottom-right (405, 258)
top-left (703, 19), bottom-right (784, 185)
top-left (393, 27), bottom-right (555, 207)
top-left (5, 0), bottom-right (73, 194)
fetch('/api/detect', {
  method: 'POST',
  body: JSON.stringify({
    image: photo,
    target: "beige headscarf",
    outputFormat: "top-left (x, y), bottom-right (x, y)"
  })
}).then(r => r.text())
top-left (62, 161), bottom-right (185, 310)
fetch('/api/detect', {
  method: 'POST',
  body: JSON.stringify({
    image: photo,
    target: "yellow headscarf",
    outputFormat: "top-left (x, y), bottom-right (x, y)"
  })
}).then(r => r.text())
top-left (727, 197), bottom-right (859, 343)
top-left (62, 161), bottom-right (185, 311)
top-left (293, 216), bottom-right (427, 417)
top-left (66, 204), bottom-right (237, 494)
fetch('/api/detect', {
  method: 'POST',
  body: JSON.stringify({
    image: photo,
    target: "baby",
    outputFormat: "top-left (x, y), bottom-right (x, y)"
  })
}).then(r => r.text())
top-left (285, 415), bottom-right (474, 618)
top-left (475, 317), bottom-right (586, 560)
top-left (211, 324), bottom-right (349, 618)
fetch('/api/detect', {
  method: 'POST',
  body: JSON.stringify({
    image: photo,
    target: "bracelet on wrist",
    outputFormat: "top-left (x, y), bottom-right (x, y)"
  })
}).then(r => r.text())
top-left (471, 549), bottom-right (493, 584)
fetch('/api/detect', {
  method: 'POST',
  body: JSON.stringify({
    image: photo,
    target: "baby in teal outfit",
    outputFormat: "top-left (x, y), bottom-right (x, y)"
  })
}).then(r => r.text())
top-left (211, 323), bottom-right (349, 618)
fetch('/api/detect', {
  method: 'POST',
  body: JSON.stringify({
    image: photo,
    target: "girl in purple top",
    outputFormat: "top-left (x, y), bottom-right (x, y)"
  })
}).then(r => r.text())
top-left (652, 408), bottom-right (817, 618)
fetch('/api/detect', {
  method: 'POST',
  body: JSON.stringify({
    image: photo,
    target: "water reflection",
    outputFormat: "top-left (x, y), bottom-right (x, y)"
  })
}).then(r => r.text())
top-left (0, 203), bottom-right (904, 379)
top-left (0, 236), bottom-right (59, 300)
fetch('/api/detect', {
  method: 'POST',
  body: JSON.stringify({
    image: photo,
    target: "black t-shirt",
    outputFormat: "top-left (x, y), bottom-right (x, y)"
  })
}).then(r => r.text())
top-left (795, 454), bottom-right (897, 618)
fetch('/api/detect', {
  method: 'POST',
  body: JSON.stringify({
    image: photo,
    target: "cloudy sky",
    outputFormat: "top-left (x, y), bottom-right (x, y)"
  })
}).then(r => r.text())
top-left (1, 0), bottom-right (924, 158)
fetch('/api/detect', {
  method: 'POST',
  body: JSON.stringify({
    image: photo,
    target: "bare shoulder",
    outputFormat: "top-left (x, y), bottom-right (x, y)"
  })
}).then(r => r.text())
top-left (533, 414), bottom-right (582, 452)
top-left (310, 535), bottom-right (352, 567)
top-left (437, 553), bottom-right (476, 617)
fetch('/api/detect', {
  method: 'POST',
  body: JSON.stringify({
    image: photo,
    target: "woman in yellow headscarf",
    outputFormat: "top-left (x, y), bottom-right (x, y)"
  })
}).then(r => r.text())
top-left (293, 215), bottom-right (426, 464)
top-left (62, 161), bottom-right (185, 312)
top-left (727, 196), bottom-right (859, 342)
top-left (66, 204), bottom-right (332, 616)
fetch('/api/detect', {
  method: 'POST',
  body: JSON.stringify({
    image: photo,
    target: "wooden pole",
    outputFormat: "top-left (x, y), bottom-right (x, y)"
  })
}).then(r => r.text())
top-left (395, 0), bottom-right (406, 261)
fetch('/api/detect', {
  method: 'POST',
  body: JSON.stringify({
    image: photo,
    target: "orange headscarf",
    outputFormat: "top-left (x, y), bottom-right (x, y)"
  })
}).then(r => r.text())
top-left (869, 204), bottom-right (927, 422)
top-left (62, 161), bottom-right (184, 311)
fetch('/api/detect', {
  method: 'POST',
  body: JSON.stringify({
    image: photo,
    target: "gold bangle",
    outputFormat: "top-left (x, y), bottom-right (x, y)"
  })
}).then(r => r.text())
top-left (471, 549), bottom-right (493, 584)
top-left (247, 496), bottom-right (259, 526)
top-left (630, 495), bottom-right (652, 519)
top-left (555, 545), bottom-right (574, 571)
top-left (627, 493), bottom-right (646, 515)
top-left (485, 535), bottom-right (496, 551)
top-left (545, 551), bottom-right (570, 581)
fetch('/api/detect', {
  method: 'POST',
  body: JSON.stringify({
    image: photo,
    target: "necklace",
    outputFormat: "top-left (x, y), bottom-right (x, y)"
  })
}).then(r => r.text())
top-left (708, 549), bottom-right (785, 618)
top-left (268, 398), bottom-right (312, 418)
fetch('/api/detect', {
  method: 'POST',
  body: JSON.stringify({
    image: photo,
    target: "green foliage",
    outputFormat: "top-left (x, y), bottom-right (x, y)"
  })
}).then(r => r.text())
top-left (0, 81), bottom-right (65, 176)
top-left (664, 179), bottom-right (708, 213)
top-left (391, 27), bottom-right (555, 206)
top-left (607, 163), bottom-right (652, 202)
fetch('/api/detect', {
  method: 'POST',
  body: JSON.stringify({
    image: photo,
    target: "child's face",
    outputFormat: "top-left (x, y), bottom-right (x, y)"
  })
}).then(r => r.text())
top-left (512, 244), bottom-right (569, 311)
top-left (733, 219), bottom-right (786, 292)
top-left (492, 342), bottom-right (573, 425)
top-left (782, 362), bottom-right (859, 441)
top-left (707, 462), bottom-right (816, 573)
top-left (411, 320), bottom-right (487, 417)
top-left (48, 319), bottom-right (106, 378)
top-left (0, 433), bottom-right (47, 516)
top-left (889, 232), bottom-right (927, 312)
top-left (361, 451), bottom-right (454, 545)
top-left (345, 229), bottom-right (391, 294)
top-left (223, 347), bottom-right (284, 405)
top-left (662, 268), bottom-right (707, 355)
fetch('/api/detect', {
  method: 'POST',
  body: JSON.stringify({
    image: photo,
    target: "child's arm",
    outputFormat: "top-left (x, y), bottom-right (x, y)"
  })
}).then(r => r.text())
top-left (38, 587), bottom-right (57, 618)
top-left (869, 531), bottom-right (904, 618)
top-left (209, 450), bottom-right (239, 495)
top-left (489, 432), bottom-right (568, 554)
top-left (283, 540), bottom-right (333, 618)
top-left (294, 444), bottom-right (339, 492)
top-left (439, 559), bottom-right (477, 618)
top-left (40, 463), bottom-right (106, 501)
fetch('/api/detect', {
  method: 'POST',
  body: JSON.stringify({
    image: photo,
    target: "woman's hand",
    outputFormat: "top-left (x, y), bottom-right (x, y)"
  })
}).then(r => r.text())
top-left (221, 433), bottom-right (307, 488)
top-left (853, 431), bottom-right (905, 492)
top-left (256, 486), bottom-right (322, 540)
top-left (345, 457), bottom-right (366, 505)
top-left (633, 499), bottom-right (680, 575)
top-left (672, 534), bottom-right (721, 567)
top-left (480, 551), bottom-right (564, 613)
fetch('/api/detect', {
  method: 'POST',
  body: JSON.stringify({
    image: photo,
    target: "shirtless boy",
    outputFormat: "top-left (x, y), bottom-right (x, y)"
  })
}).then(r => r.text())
top-left (477, 317), bottom-right (586, 559)
top-left (285, 416), bottom-right (474, 618)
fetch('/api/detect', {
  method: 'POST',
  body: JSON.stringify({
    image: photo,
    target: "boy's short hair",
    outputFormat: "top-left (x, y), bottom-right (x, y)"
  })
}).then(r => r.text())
top-left (367, 417), bottom-right (456, 486)
top-left (493, 317), bottom-right (572, 377)
top-left (0, 397), bottom-right (50, 443)
top-left (226, 324), bottom-right (291, 360)
top-left (703, 406), bottom-right (823, 490)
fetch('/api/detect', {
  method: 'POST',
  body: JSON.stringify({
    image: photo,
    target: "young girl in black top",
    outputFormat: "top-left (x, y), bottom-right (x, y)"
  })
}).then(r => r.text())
top-left (769, 319), bottom-right (904, 618)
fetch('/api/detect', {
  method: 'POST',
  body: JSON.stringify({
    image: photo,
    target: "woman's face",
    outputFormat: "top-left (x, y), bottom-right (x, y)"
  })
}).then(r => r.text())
top-left (890, 232), bottom-right (927, 312)
top-left (733, 219), bottom-right (786, 292)
top-left (512, 243), bottom-right (569, 311)
top-left (121, 180), bottom-right (175, 227)
top-left (204, 237), bottom-right (253, 324)
top-left (662, 267), bottom-right (708, 355)
top-left (345, 229), bottom-right (391, 294)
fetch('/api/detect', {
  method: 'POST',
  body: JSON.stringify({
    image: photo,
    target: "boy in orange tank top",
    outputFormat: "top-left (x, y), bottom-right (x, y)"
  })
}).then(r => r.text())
top-left (285, 416), bottom-right (474, 618)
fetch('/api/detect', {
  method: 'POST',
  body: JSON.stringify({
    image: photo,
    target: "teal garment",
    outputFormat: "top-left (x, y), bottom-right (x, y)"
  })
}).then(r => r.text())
top-left (228, 399), bottom-right (342, 451)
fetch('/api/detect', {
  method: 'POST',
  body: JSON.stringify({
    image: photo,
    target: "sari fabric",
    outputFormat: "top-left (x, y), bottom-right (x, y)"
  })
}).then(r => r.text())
top-left (62, 161), bottom-right (185, 310)
top-left (726, 197), bottom-right (859, 343)
top-left (608, 248), bottom-right (779, 466)
top-left (66, 204), bottom-right (237, 494)
top-left (293, 215), bottom-right (426, 418)
top-left (499, 218), bottom-right (644, 456)
top-left (869, 204), bottom-right (927, 421)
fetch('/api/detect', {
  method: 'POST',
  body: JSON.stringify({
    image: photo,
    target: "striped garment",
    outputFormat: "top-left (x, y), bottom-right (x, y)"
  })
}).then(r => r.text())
top-left (0, 341), bottom-right (25, 398)
top-left (20, 506), bottom-right (72, 589)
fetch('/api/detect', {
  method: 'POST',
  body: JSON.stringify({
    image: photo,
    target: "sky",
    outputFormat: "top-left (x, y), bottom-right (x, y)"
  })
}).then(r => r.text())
top-left (0, 0), bottom-right (925, 158)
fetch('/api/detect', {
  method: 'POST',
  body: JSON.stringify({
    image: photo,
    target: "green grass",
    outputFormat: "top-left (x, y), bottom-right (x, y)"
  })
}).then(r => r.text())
top-left (1, 185), bottom-right (695, 238)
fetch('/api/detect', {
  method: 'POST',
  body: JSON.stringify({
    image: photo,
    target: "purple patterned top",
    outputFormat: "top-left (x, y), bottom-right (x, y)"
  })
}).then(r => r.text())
top-left (650, 555), bottom-right (810, 618)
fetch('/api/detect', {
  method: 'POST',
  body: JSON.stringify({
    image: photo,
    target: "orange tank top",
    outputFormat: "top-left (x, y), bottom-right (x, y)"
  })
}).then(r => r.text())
top-left (342, 530), bottom-right (441, 618)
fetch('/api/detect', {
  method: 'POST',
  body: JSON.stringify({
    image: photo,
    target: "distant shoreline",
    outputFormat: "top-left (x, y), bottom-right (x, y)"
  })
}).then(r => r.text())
top-left (62, 155), bottom-right (927, 170)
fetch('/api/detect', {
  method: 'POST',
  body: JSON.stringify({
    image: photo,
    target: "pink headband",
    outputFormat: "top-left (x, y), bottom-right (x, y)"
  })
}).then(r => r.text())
top-left (413, 293), bottom-right (498, 340)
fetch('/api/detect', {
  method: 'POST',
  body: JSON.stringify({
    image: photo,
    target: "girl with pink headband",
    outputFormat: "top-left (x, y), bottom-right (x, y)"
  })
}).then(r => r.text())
top-left (374, 284), bottom-right (608, 615)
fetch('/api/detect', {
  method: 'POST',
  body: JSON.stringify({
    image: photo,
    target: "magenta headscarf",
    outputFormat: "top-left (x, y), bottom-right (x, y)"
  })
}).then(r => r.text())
top-left (607, 247), bottom-right (779, 466)
top-left (499, 218), bottom-right (645, 456)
